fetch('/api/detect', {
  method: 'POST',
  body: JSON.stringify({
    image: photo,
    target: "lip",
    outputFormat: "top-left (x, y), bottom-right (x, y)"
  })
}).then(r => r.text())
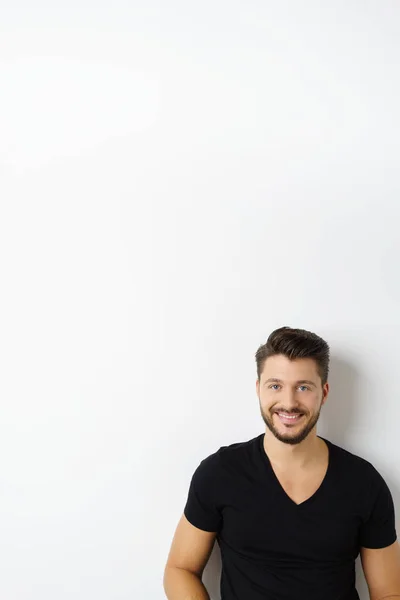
top-left (275, 412), bottom-right (304, 425)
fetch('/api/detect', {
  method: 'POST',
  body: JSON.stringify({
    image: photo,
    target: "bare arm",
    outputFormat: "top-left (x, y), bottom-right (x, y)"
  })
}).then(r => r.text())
top-left (163, 514), bottom-right (217, 600)
top-left (361, 540), bottom-right (400, 600)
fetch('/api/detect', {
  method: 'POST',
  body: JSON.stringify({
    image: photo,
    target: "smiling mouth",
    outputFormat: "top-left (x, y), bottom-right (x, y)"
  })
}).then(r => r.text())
top-left (274, 412), bottom-right (304, 425)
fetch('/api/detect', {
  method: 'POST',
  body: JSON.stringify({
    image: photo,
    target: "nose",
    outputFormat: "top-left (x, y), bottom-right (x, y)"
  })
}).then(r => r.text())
top-left (278, 390), bottom-right (301, 412)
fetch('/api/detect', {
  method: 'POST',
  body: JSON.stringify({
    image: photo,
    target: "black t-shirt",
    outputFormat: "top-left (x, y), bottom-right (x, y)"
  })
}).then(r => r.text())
top-left (184, 433), bottom-right (397, 600)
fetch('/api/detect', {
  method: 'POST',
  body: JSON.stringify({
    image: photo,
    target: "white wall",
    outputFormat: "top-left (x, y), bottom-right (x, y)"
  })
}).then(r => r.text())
top-left (1, 1), bottom-right (399, 599)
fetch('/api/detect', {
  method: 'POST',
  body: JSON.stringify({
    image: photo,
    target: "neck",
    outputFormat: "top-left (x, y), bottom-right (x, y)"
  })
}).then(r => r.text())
top-left (263, 429), bottom-right (325, 469)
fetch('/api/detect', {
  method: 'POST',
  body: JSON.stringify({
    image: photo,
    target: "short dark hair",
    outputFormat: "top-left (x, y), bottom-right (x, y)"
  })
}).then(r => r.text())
top-left (255, 326), bottom-right (330, 385)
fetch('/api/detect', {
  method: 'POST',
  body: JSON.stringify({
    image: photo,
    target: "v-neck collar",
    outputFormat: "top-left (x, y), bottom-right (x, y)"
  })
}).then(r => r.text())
top-left (258, 433), bottom-right (332, 509)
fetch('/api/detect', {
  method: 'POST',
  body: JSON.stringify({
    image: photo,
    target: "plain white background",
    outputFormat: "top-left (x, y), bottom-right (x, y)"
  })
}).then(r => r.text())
top-left (0, 1), bottom-right (399, 599)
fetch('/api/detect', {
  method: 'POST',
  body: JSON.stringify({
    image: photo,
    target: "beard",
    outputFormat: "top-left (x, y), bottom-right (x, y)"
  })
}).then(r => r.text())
top-left (260, 401), bottom-right (323, 445)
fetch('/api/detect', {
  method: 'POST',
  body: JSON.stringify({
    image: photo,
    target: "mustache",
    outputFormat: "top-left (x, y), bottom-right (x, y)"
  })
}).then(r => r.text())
top-left (272, 409), bottom-right (305, 414)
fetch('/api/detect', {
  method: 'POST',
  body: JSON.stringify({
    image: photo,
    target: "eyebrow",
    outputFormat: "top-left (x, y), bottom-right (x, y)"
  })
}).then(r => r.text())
top-left (264, 378), bottom-right (317, 387)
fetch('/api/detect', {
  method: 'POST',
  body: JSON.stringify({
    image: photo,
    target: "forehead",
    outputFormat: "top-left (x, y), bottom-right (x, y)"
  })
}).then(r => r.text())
top-left (261, 354), bottom-right (320, 382)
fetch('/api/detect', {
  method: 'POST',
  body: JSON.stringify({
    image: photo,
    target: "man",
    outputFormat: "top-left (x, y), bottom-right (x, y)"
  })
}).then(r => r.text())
top-left (163, 326), bottom-right (400, 599)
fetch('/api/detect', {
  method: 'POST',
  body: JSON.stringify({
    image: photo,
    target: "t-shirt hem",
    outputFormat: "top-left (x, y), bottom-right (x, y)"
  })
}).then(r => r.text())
top-left (184, 507), bottom-right (219, 533)
top-left (360, 531), bottom-right (398, 549)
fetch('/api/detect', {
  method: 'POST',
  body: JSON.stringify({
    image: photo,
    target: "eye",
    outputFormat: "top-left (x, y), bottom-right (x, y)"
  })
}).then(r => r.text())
top-left (298, 385), bottom-right (309, 392)
top-left (269, 384), bottom-right (281, 390)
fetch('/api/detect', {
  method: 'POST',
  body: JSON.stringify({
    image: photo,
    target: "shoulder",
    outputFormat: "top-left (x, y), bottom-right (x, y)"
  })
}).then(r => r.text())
top-left (326, 437), bottom-right (379, 470)
top-left (193, 434), bottom-right (262, 479)
top-left (325, 437), bottom-right (390, 492)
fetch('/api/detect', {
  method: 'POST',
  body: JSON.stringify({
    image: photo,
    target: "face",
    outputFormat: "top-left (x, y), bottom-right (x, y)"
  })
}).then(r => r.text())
top-left (256, 354), bottom-right (329, 445)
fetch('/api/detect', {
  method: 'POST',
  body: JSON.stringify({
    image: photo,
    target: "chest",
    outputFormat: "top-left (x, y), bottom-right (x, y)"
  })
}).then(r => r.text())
top-left (219, 479), bottom-right (362, 562)
top-left (271, 464), bottom-right (328, 506)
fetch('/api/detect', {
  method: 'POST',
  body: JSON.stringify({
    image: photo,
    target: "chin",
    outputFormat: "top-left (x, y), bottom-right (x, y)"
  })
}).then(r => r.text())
top-left (263, 415), bottom-right (315, 445)
top-left (276, 432), bottom-right (311, 445)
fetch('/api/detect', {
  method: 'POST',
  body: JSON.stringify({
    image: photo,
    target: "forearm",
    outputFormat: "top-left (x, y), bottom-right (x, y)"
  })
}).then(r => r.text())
top-left (163, 566), bottom-right (210, 600)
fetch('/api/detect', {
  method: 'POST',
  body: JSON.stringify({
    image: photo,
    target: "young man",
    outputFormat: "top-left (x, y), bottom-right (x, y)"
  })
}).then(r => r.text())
top-left (163, 327), bottom-right (400, 600)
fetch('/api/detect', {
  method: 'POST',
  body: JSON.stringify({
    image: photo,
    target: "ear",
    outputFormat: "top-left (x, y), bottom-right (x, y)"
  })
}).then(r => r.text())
top-left (256, 379), bottom-right (260, 397)
top-left (321, 382), bottom-right (329, 405)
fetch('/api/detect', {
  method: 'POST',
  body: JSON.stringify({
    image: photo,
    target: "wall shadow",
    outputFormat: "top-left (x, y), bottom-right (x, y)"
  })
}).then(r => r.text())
top-left (318, 354), bottom-right (359, 448)
top-left (202, 540), bottom-right (222, 600)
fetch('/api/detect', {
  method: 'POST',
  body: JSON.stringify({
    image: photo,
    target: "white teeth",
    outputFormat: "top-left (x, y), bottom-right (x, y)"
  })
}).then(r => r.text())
top-left (278, 413), bottom-right (302, 419)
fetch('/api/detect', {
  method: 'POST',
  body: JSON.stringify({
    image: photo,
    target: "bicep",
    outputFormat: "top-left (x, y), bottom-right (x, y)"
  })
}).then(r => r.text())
top-left (361, 540), bottom-right (400, 599)
top-left (165, 513), bottom-right (218, 576)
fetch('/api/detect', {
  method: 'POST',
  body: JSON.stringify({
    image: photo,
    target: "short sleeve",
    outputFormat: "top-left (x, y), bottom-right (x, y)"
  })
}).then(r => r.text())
top-left (359, 470), bottom-right (397, 549)
top-left (184, 454), bottom-right (222, 533)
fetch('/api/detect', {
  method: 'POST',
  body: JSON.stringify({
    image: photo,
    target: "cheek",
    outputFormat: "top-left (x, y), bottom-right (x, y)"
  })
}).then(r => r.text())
top-left (260, 395), bottom-right (275, 408)
top-left (304, 395), bottom-right (323, 412)
top-left (259, 400), bottom-right (275, 415)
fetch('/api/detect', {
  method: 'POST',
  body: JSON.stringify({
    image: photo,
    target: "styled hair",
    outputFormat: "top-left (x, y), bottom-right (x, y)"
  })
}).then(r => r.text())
top-left (255, 326), bottom-right (330, 385)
